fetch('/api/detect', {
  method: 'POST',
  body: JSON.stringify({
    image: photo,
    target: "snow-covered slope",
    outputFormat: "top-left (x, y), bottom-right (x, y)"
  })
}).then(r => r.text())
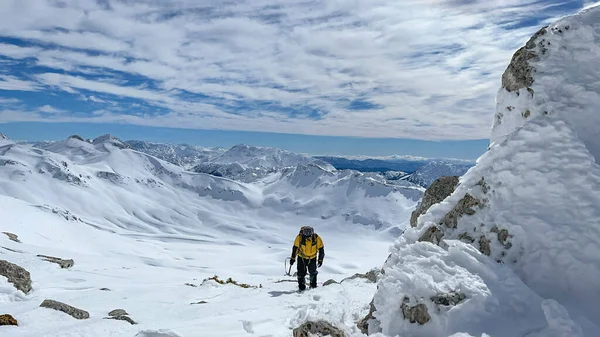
top-left (125, 140), bottom-right (226, 169)
top-left (0, 133), bottom-right (422, 336)
top-left (406, 161), bottom-right (473, 188)
top-left (368, 6), bottom-right (600, 337)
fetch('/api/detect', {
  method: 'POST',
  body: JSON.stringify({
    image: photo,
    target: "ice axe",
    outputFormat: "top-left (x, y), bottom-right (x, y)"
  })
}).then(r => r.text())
top-left (284, 257), bottom-right (293, 276)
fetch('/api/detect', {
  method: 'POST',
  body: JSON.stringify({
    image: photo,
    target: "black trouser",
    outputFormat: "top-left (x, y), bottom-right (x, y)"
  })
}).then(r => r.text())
top-left (297, 257), bottom-right (318, 289)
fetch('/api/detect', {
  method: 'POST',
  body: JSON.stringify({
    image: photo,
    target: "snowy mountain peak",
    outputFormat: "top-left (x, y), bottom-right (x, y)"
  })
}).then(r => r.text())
top-left (92, 134), bottom-right (130, 149)
top-left (0, 132), bottom-right (8, 140)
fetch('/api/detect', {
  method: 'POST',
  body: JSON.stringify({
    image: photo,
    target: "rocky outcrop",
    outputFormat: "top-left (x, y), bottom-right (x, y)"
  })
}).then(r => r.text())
top-left (105, 309), bottom-right (137, 325)
top-left (418, 225), bottom-right (444, 244)
top-left (410, 176), bottom-right (460, 227)
top-left (292, 320), bottom-right (345, 337)
top-left (501, 26), bottom-right (548, 92)
top-left (341, 269), bottom-right (380, 283)
top-left (0, 314), bottom-right (17, 326)
top-left (39, 299), bottom-right (89, 319)
top-left (37, 255), bottom-right (74, 269)
top-left (0, 260), bottom-right (32, 294)
top-left (439, 193), bottom-right (482, 229)
top-left (357, 299), bottom-right (377, 334)
top-left (401, 298), bottom-right (430, 325)
top-left (431, 292), bottom-right (466, 307)
top-left (2, 232), bottom-right (20, 243)
top-left (108, 309), bottom-right (128, 317)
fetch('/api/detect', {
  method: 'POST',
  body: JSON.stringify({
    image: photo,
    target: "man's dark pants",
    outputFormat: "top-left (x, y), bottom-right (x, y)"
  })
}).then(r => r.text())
top-left (297, 257), bottom-right (318, 290)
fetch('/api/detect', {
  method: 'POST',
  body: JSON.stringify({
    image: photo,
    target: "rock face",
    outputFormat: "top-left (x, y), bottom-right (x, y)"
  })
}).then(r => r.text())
top-left (0, 260), bottom-right (32, 294)
top-left (0, 314), bottom-right (18, 326)
top-left (39, 299), bottom-right (89, 319)
top-left (37, 255), bottom-right (74, 269)
top-left (438, 193), bottom-right (482, 229)
top-left (292, 320), bottom-right (345, 337)
top-left (501, 26), bottom-right (548, 92)
top-left (410, 176), bottom-right (460, 227)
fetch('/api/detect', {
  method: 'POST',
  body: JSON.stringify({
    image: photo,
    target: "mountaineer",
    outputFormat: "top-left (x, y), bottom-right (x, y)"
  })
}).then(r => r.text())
top-left (289, 226), bottom-right (324, 290)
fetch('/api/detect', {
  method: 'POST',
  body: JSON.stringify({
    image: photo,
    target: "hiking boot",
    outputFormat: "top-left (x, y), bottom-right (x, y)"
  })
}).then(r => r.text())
top-left (309, 274), bottom-right (317, 288)
top-left (298, 276), bottom-right (306, 291)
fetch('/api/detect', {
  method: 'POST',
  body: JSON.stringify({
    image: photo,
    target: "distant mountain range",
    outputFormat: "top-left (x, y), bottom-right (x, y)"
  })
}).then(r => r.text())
top-left (17, 136), bottom-right (474, 187)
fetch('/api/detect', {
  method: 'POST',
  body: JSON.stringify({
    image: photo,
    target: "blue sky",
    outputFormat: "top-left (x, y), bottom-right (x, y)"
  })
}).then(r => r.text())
top-left (0, 0), bottom-right (596, 159)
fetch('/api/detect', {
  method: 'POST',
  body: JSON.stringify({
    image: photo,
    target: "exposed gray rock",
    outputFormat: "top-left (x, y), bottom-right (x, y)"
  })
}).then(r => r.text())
top-left (457, 232), bottom-right (475, 243)
top-left (410, 176), bottom-right (460, 227)
top-left (501, 26), bottom-right (548, 92)
top-left (341, 269), bottom-right (380, 283)
top-left (357, 299), bottom-right (379, 335)
top-left (105, 314), bottom-right (137, 325)
top-left (418, 226), bottom-right (444, 245)
top-left (99, 288), bottom-right (111, 291)
top-left (479, 235), bottom-right (491, 256)
top-left (292, 320), bottom-right (345, 337)
top-left (190, 300), bottom-right (208, 305)
top-left (431, 292), bottom-right (466, 307)
top-left (39, 299), bottom-right (89, 319)
top-left (323, 279), bottom-right (339, 286)
top-left (401, 297), bottom-right (430, 325)
top-left (37, 255), bottom-right (74, 269)
top-left (2, 232), bottom-right (20, 243)
top-left (108, 309), bottom-right (128, 317)
top-left (0, 260), bottom-right (32, 294)
top-left (439, 193), bottom-right (481, 229)
top-left (491, 225), bottom-right (510, 245)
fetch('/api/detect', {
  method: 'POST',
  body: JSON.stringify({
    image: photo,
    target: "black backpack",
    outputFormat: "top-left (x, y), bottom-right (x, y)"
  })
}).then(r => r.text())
top-left (299, 226), bottom-right (317, 246)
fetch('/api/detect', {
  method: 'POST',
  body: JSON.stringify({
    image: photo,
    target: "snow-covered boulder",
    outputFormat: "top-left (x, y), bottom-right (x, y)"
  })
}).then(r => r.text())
top-left (370, 6), bottom-right (600, 337)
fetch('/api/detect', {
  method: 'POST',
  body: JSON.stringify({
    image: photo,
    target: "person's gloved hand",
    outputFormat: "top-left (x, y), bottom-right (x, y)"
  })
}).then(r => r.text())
top-left (290, 258), bottom-right (295, 266)
top-left (317, 260), bottom-right (323, 268)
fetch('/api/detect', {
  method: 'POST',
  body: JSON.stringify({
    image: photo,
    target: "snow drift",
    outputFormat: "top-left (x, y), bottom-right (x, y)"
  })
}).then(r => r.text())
top-left (368, 6), bottom-right (600, 337)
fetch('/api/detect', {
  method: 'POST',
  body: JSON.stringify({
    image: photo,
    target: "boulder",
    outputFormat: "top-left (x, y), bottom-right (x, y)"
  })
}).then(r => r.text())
top-left (401, 297), bottom-right (430, 325)
top-left (39, 299), bottom-right (89, 319)
top-left (0, 314), bottom-right (17, 326)
top-left (292, 320), bottom-right (345, 337)
top-left (0, 260), bottom-right (32, 294)
top-left (37, 255), bottom-right (74, 269)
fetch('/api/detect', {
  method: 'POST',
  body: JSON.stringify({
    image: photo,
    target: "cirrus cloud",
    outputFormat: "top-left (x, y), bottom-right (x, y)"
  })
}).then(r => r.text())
top-left (0, 0), bottom-right (592, 140)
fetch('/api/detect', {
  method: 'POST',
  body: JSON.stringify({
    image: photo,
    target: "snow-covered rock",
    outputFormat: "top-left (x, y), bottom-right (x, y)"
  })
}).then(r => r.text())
top-left (370, 6), bottom-right (600, 337)
top-left (406, 161), bottom-right (472, 188)
top-left (493, 6), bottom-right (600, 163)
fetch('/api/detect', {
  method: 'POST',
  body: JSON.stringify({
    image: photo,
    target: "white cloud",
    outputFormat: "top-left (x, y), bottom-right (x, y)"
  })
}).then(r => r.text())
top-left (0, 75), bottom-right (41, 92)
top-left (0, 0), bottom-right (589, 140)
top-left (37, 105), bottom-right (65, 114)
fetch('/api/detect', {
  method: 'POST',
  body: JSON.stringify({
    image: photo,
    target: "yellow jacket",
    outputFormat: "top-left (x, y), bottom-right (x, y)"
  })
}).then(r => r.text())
top-left (292, 234), bottom-right (324, 260)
